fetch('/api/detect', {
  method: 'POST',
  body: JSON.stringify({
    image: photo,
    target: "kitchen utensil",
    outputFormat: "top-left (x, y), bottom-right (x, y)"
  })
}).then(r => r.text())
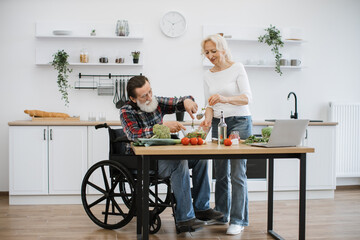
top-left (113, 79), bottom-right (120, 105)
top-left (122, 78), bottom-right (127, 101)
top-left (196, 113), bottom-right (204, 120)
top-left (116, 79), bottom-right (126, 109)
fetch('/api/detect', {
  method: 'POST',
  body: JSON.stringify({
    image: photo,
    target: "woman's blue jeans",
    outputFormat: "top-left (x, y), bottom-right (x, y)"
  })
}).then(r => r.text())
top-left (212, 116), bottom-right (252, 226)
top-left (157, 159), bottom-right (210, 222)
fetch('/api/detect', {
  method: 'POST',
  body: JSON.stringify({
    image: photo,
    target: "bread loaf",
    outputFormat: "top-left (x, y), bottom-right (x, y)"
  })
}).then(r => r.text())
top-left (24, 110), bottom-right (70, 118)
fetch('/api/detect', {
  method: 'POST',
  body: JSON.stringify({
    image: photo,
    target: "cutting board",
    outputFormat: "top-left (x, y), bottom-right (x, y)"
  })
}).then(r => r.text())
top-left (31, 116), bottom-right (80, 121)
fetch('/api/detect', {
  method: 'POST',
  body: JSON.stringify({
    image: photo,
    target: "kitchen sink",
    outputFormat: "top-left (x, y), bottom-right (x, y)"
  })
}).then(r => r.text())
top-left (264, 119), bottom-right (323, 122)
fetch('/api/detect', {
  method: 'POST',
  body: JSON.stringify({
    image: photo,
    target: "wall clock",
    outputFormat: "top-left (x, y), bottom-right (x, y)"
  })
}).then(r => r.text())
top-left (160, 11), bottom-right (187, 38)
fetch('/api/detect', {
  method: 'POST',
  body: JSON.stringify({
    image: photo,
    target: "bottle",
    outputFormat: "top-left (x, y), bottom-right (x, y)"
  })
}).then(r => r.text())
top-left (218, 111), bottom-right (227, 145)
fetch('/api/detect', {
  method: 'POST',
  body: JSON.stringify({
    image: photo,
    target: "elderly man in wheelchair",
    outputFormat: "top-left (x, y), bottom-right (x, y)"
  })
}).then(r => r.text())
top-left (81, 75), bottom-right (222, 234)
top-left (120, 75), bottom-right (223, 231)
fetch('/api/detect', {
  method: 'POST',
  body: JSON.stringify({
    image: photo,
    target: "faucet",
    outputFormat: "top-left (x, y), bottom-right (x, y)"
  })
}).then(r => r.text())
top-left (287, 92), bottom-right (298, 119)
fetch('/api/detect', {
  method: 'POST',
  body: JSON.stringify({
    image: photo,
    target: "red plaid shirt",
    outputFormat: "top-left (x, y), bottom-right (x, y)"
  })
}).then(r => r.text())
top-left (120, 96), bottom-right (194, 154)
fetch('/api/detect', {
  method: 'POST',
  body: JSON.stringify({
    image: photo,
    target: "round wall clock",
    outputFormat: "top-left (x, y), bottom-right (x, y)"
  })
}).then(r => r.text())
top-left (160, 11), bottom-right (187, 38)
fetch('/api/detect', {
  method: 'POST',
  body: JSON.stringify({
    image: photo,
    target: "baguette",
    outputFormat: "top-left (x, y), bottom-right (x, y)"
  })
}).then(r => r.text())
top-left (24, 110), bottom-right (70, 118)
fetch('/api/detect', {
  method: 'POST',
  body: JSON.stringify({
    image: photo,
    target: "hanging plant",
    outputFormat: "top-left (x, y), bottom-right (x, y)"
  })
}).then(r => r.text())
top-left (51, 50), bottom-right (73, 106)
top-left (258, 25), bottom-right (284, 75)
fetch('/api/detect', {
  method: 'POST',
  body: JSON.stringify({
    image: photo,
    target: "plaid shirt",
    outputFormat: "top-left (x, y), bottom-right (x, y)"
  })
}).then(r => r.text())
top-left (120, 95), bottom-right (194, 154)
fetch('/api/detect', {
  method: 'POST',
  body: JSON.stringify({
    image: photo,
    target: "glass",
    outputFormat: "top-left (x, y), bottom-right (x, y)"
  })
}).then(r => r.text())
top-left (229, 130), bottom-right (240, 145)
top-left (88, 112), bottom-right (96, 121)
top-left (98, 112), bottom-right (106, 122)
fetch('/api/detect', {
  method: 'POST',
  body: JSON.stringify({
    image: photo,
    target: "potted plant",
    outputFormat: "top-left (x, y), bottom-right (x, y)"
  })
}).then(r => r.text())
top-left (90, 29), bottom-right (96, 36)
top-left (51, 50), bottom-right (73, 106)
top-left (258, 25), bottom-right (284, 75)
top-left (131, 51), bottom-right (140, 64)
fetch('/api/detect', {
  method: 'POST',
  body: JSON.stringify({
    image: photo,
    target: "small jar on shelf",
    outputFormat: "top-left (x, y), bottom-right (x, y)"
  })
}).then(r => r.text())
top-left (80, 49), bottom-right (89, 63)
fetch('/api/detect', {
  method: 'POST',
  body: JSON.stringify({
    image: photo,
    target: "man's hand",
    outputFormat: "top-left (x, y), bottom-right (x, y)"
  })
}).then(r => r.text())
top-left (208, 94), bottom-right (228, 106)
top-left (163, 121), bottom-right (186, 133)
top-left (183, 99), bottom-right (198, 119)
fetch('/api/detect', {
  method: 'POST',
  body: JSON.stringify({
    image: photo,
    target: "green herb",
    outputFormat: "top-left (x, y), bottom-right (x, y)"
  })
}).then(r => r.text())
top-left (244, 135), bottom-right (269, 144)
top-left (258, 25), bottom-right (284, 75)
top-left (51, 50), bottom-right (73, 106)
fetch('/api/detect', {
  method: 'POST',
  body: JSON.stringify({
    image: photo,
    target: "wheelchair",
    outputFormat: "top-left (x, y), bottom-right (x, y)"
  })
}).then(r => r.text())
top-left (81, 123), bottom-right (175, 234)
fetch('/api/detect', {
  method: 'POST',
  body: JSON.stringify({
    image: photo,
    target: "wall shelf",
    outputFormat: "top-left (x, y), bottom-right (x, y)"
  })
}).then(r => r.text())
top-left (35, 22), bottom-right (144, 67)
top-left (203, 63), bottom-right (303, 69)
top-left (36, 62), bottom-right (143, 67)
top-left (36, 35), bottom-right (143, 40)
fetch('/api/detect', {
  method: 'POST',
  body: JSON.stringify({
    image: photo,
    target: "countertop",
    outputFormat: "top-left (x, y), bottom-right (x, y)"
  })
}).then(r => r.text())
top-left (8, 120), bottom-right (338, 126)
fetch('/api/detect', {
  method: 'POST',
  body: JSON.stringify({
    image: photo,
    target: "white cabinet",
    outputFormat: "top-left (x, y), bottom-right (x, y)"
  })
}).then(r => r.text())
top-left (9, 126), bottom-right (48, 195)
top-left (9, 126), bottom-right (87, 195)
top-left (305, 126), bottom-right (336, 190)
top-left (48, 126), bottom-right (88, 194)
top-left (272, 125), bottom-right (336, 191)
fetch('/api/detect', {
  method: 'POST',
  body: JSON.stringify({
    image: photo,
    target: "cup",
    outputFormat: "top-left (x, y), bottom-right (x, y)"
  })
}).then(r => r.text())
top-left (291, 59), bottom-right (301, 66)
top-left (229, 131), bottom-right (240, 144)
top-left (98, 112), bottom-right (106, 122)
top-left (280, 59), bottom-right (289, 66)
top-left (88, 112), bottom-right (96, 121)
top-left (99, 57), bottom-right (108, 63)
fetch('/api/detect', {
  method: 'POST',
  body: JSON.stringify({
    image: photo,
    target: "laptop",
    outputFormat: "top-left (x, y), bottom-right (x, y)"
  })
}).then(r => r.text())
top-left (250, 119), bottom-right (309, 147)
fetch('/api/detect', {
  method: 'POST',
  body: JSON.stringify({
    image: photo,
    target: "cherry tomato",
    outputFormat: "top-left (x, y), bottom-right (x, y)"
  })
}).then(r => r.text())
top-left (181, 137), bottom-right (190, 145)
top-left (224, 138), bottom-right (232, 146)
top-left (197, 138), bottom-right (204, 145)
top-left (190, 137), bottom-right (198, 145)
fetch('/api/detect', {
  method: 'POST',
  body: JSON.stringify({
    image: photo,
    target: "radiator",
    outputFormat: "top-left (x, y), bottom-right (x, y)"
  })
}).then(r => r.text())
top-left (329, 102), bottom-right (360, 177)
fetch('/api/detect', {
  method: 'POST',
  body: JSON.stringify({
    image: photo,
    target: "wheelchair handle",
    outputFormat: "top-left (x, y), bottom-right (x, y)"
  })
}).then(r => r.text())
top-left (95, 123), bottom-right (109, 129)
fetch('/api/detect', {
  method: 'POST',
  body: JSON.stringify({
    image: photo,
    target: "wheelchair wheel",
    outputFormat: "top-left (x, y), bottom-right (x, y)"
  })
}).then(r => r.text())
top-left (119, 177), bottom-right (172, 216)
top-left (149, 214), bottom-right (161, 234)
top-left (81, 160), bottom-right (136, 229)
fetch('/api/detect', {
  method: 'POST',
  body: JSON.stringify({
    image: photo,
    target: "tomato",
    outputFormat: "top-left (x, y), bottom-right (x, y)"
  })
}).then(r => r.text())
top-left (190, 137), bottom-right (198, 145)
top-left (181, 137), bottom-right (190, 145)
top-left (197, 138), bottom-right (204, 145)
top-left (224, 138), bottom-right (232, 146)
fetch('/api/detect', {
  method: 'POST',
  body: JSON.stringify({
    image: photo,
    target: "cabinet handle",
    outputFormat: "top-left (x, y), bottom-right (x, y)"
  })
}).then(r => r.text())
top-left (50, 129), bottom-right (53, 140)
top-left (43, 129), bottom-right (46, 140)
top-left (305, 129), bottom-right (308, 139)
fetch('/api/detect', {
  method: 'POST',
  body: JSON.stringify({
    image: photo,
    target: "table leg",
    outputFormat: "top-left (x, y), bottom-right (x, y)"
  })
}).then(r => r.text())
top-left (137, 157), bottom-right (143, 237)
top-left (142, 155), bottom-right (150, 240)
top-left (267, 157), bottom-right (274, 232)
top-left (299, 153), bottom-right (306, 240)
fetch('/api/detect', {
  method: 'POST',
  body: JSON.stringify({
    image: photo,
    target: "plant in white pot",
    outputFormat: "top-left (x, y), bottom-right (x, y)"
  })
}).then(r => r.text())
top-left (51, 50), bottom-right (73, 106)
top-left (258, 25), bottom-right (284, 75)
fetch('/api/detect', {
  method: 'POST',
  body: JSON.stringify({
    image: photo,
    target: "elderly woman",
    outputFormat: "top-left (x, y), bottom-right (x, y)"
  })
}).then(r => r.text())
top-left (200, 34), bottom-right (253, 235)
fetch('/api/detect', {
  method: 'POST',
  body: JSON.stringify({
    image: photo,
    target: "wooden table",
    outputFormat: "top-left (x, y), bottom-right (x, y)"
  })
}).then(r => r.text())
top-left (131, 142), bottom-right (314, 240)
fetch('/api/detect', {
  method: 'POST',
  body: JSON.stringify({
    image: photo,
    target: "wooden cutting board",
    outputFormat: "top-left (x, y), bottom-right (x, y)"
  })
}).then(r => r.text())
top-left (31, 116), bottom-right (80, 121)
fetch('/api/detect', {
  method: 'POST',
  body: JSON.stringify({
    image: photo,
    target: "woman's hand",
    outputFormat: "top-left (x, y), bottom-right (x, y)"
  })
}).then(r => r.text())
top-left (163, 121), bottom-right (186, 133)
top-left (208, 94), bottom-right (228, 106)
top-left (200, 118), bottom-right (212, 128)
top-left (183, 99), bottom-right (198, 119)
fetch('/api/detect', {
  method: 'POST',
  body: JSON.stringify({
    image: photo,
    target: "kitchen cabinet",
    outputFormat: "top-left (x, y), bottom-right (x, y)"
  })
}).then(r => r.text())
top-left (253, 124), bottom-right (336, 192)
top-left (202, 25), bottom-right (304, 70)
top-left (35, 22), bottom-right (144, 66)
top-left (9, 126), bottom-right (87, 195)
top-left (9, 126), bottom-right (48, 195)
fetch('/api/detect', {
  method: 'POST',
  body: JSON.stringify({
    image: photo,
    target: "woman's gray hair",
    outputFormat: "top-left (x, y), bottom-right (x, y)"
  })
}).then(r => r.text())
top-left (201, 34), bottom-right (232, 61)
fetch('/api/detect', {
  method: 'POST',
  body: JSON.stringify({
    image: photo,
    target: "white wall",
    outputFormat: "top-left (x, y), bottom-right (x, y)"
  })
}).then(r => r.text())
top-left (1, 0), bottom-right (360, 191)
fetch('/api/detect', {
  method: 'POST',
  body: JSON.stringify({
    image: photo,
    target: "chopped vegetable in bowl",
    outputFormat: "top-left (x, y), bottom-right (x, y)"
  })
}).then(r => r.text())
top-left (181, 126), bottom-right (211, 140)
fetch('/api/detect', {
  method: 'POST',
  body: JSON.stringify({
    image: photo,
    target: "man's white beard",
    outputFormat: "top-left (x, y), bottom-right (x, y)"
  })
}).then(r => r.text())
top-left (137, 96), bottom-right (159, 113)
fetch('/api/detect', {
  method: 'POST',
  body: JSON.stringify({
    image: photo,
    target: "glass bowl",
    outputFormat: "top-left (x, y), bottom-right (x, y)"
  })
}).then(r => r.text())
top-left (181, 126), bottom-right (211, 139)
